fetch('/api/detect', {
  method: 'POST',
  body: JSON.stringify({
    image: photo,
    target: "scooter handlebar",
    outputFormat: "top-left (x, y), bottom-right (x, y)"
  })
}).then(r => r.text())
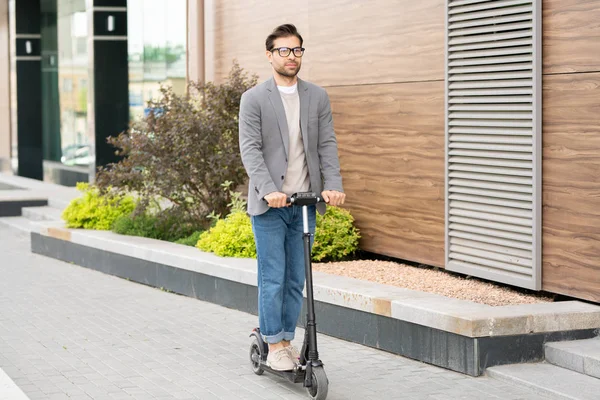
top-left (287, 192), bottom-right (326, 207)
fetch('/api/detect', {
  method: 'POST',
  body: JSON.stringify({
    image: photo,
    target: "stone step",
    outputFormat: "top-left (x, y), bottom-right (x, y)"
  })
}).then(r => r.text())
top-left (0, 366), bottom-right (30, 400)
top-left (21, 205), bottom-right (64, 221)
top-left (0, 216), bottom-right (37, 233)
top-left (47, 197), bottom-right (73, 210)
top-left (545, 337), bottom-right (600, 379)
top-left (487, 362), bottom-right (600, 400)
top-left (0, 173), bottom-right (78, 211)
top-left (0, 192), bottom-right (48, 217)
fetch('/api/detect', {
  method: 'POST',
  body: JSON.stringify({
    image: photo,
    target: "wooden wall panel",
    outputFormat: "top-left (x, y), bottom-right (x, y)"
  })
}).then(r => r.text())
top-left (542, 72), bottom-right (600, 302)
top-left (206, 0), bottom-right (600, 82)
top-left (201, 0), bottom-right (600, 302)
top-left (328, 81), bottom-right (445, 267)
top-left (307, 0), bottom-right (444, 86)
top-left (543, 0), bottom-right (600, 74)
top-left (206, 0), bottom-right (444, 86)
top-left (205, 0), bottom-right (310, 83)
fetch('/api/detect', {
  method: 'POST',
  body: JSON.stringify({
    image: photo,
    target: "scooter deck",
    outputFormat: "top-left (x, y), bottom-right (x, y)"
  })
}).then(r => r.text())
top-left (259, 361), bottom-right (306, 383)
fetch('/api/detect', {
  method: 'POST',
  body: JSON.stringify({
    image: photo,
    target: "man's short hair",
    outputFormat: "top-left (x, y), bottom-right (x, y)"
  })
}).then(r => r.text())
top-left (265, 24), bottom-right (304, 51)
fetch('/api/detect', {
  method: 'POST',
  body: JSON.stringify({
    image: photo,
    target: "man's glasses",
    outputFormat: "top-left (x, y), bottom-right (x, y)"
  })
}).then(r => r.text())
top-left (270, 47), bottom-right (305, 57)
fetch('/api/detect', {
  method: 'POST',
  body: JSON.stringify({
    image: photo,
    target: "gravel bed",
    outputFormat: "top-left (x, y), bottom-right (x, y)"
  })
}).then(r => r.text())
top-left (313, 260), bottom-right (555, 306)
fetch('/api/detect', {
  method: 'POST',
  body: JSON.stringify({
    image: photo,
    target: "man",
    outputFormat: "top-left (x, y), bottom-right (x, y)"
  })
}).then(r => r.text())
top-left (239, 24), bottom-right (345, 371)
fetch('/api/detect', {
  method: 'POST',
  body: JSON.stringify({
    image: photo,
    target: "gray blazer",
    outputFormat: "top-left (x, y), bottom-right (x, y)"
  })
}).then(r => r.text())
top-left (239, 77), bottom-right (343, 216)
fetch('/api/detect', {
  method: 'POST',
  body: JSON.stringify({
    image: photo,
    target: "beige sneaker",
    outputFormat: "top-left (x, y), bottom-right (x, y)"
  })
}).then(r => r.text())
top-left (267, 347), bottom-right (295, 371)
top-left (286, 345), bottom-right (301, 364)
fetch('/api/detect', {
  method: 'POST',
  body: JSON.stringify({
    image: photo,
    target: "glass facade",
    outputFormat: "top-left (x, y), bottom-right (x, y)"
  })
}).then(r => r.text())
top-left (57, 0), bottom-right (89, 167)
top-left (7, 0), bottom-right (187, 181)
top-left (39, 0), bottom-right (90, 168)
top-left (40, 0), bottom-right (60, 162)
top-left (128, 0), bottom-right (187, 121)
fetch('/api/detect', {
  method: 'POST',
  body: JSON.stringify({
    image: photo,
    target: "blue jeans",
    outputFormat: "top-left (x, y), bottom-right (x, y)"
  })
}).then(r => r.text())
top-left (251, 205), bottom-right (316, 344)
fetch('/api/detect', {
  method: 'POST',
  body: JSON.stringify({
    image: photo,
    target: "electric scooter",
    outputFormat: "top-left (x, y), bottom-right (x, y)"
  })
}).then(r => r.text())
top-left (249, 192), bottom-right (329, 400)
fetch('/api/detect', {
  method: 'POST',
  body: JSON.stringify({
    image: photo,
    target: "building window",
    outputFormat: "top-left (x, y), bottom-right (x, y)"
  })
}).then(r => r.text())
top-left (58, 0), bottom-right (89, 167)
top-left (128, 0), bottom-right (187, 121)
top-left (63, 78), bottom-right (73, 92)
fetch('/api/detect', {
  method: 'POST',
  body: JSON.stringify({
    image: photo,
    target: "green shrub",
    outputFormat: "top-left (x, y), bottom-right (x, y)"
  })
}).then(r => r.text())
top-left (95, 61), bottom-right (258, 229)
top-left (112, 213), bottom-right (157, 238)
top-left (175, 231), bottom-right (203, 247)
top-left (62, 182), bottom-right (136, 230)
top-left (312, 206), bottom-right (361, 262)
top-left (112, 210), bottom-right (199, 242)
top-left (197, 206), bottom-right (360, 261)
top-left (196, 211), bottom-right (256, 258)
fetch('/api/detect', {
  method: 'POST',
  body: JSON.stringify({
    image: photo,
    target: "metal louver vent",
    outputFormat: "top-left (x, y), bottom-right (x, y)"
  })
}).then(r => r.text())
top-left (445, 0), bottom-right (541, 289)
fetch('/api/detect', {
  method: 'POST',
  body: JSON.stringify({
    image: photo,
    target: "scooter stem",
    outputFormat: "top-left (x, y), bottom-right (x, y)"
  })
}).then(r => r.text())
top-left (303, 205), bottom-right (309, 234)
top-left (302, 204), bottom-right (319, 361)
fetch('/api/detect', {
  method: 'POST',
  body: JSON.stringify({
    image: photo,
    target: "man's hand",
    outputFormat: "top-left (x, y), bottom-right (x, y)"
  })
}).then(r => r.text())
top-left (321, 190), bottom-right (345, 207)
top-left (264, 192), bottom-right (288, 208)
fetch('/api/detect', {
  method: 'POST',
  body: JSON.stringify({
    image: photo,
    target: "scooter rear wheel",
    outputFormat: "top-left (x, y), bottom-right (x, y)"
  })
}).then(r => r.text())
top-left (249, 338), bottom-right (264, 375)
top-left (306, 366), bottom-right (328, 400)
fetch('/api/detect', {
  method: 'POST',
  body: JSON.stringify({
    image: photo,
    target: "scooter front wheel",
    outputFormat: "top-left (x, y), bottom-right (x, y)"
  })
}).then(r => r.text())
top-left (306, 366), bottom-right (328, 400)
top-left (249, 338), bottom-right (264, 375)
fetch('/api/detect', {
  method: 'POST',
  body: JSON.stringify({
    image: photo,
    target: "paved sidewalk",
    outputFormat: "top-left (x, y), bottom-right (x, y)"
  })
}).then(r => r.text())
top-left (0, 225), bottom-right (550, 400)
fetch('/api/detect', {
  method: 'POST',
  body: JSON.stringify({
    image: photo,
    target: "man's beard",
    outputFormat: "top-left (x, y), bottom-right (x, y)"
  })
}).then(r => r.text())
top-left (275, 63), bottom-right (301, 78)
